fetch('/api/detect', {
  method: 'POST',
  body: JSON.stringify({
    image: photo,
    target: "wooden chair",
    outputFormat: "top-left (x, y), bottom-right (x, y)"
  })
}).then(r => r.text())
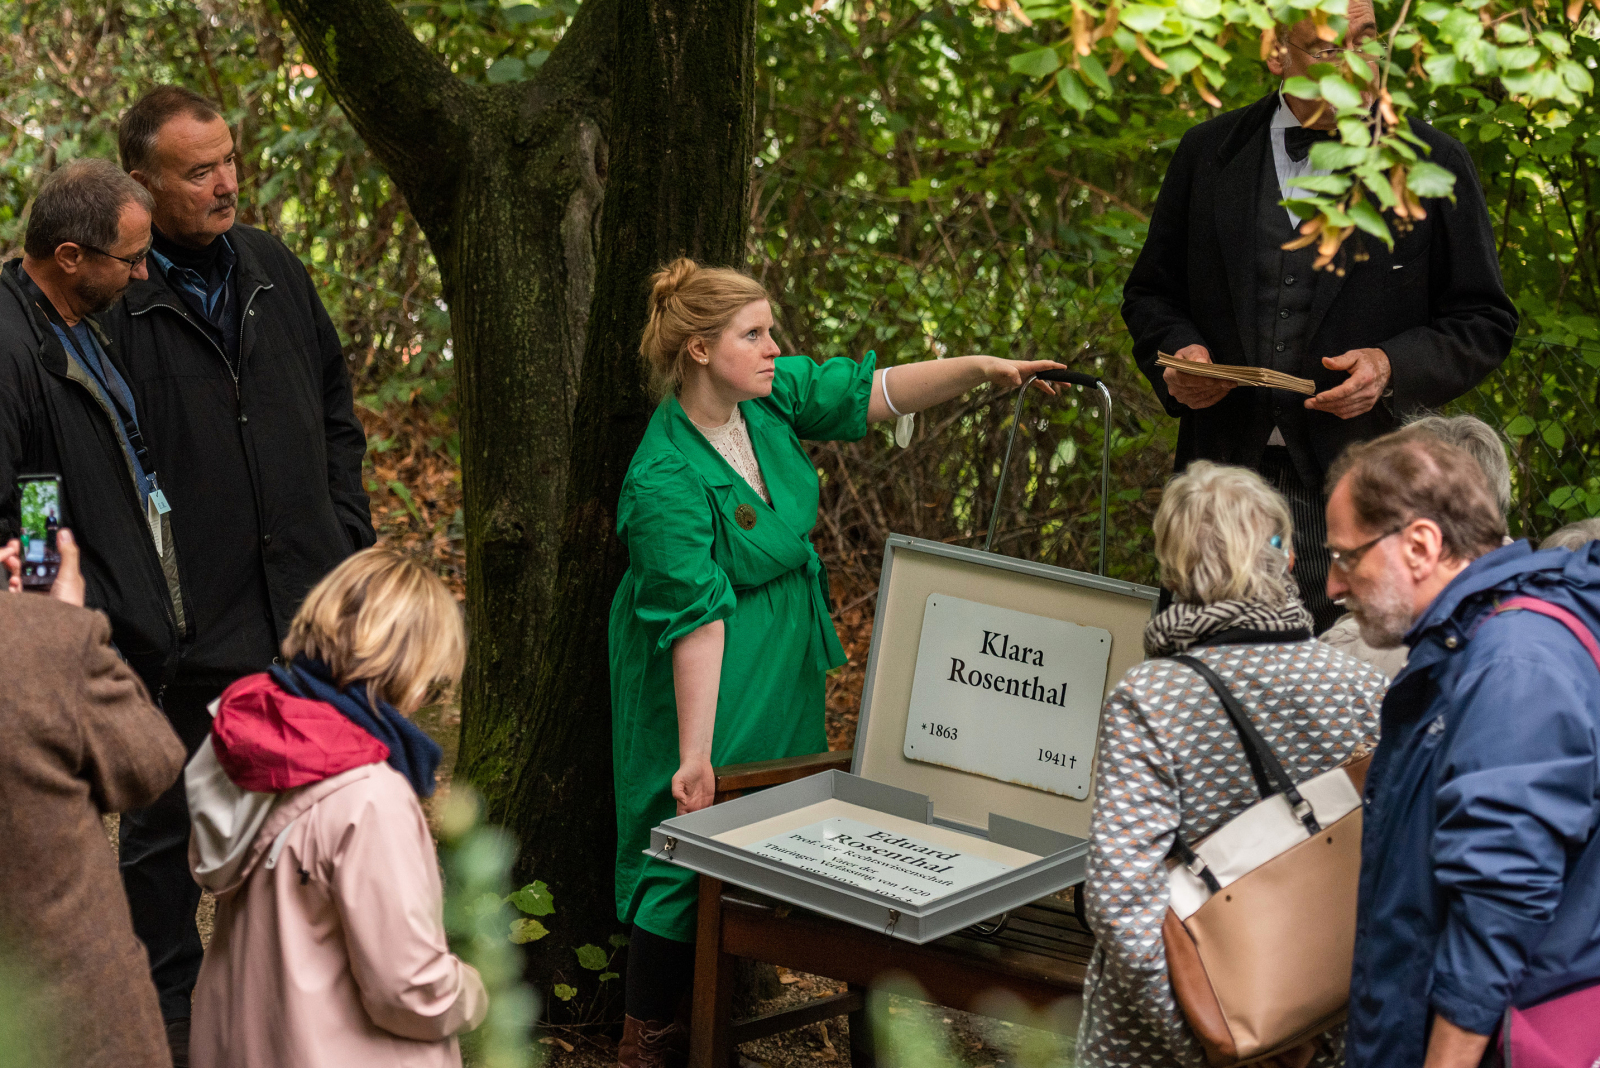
top-left (689, 752), bottom-right (1094, 1068)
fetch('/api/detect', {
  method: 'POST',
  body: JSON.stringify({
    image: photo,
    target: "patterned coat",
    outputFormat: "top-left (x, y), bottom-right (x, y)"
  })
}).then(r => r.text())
top-left (1076, 635), bottom-right (1385, 1068)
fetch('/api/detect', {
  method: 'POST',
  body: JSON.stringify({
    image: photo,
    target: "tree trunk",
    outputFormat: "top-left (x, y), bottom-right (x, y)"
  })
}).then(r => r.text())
top-left (495, 0), bottom-right (759, 982)
top-left (277, 0), bottom-right (755, 985)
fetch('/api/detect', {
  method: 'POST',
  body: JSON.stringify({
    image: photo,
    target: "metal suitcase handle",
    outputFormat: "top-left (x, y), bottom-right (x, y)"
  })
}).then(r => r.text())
top-left (983, 369), bottom-right (1113, 576)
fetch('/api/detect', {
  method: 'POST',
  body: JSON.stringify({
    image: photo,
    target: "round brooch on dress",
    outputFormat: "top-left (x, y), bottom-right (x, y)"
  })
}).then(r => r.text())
top-left (734, 503), bottom-right (757, 530)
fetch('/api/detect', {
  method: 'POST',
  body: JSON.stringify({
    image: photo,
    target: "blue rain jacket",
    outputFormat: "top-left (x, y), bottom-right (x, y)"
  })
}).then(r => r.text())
top-left (1347, 540), bottom-right (1600, 1068)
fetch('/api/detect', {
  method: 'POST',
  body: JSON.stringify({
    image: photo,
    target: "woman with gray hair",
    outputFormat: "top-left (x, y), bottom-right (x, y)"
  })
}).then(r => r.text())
top-left (1076, 461), bottom-right (1386, 1068)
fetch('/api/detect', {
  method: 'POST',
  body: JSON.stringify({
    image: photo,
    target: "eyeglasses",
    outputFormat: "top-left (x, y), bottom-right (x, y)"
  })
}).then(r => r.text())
top-left (1325, 525), bottom-right (1406, 574)
top-left (76, 243), bottom-right (150, 269)
top-left (1288, 40), bottom-right (1366, 63)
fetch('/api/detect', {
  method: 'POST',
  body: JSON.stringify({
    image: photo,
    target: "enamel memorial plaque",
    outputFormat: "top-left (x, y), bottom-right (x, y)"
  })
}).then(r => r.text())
top-left (902, 593), bottom-right (1112, 799)
top-left (740, 816), bottom-right (1015, 905)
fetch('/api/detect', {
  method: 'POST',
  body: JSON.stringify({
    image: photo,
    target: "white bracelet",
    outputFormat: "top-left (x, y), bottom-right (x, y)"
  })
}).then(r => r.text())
top-left (881, 366), bottom-right (907, 418)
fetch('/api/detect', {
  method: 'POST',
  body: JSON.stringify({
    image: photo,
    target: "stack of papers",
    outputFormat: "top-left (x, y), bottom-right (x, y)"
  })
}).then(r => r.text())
top-left (1157, 352), bottom-right (1316, 396)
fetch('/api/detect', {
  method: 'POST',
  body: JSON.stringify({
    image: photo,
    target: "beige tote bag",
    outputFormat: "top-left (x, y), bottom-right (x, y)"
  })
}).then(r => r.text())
top-left (1160, 654), bottom-right (1370, 1067)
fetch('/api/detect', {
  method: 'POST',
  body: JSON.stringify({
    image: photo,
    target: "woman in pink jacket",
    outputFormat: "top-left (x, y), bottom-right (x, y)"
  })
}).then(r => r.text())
top-left (186, 549), bottom-right (487, 1068)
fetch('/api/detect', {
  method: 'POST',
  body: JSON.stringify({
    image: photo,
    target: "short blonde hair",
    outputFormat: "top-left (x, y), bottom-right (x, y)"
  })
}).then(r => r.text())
top-left (639, 257), bottom-right (769, 395)
top-left (283, 549), bottom-right (465, 715)
top-left (1155, 461), bottom-right (1296, 606)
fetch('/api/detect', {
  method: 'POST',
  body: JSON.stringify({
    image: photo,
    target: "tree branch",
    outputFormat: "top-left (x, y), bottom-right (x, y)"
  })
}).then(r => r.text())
top-left (278, 0), bottom-right (471, 242)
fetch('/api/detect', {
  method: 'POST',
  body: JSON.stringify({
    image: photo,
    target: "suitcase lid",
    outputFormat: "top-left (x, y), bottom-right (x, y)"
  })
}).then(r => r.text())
top-left (852, 534), bottom-right (1158, 839)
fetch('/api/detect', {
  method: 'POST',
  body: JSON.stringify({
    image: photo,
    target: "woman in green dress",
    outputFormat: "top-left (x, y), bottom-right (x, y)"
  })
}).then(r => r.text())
top-left (610, 258), bottom-right (1062, 1063)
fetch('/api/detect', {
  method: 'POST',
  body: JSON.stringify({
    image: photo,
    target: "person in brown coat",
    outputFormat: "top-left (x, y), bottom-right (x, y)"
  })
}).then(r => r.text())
top-left (0, 527), bottom-right (185, 1068)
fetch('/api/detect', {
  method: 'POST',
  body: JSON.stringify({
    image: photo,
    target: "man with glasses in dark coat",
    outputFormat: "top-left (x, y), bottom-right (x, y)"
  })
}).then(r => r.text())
top-left (0, 158), bottom-right (188, 696)
top-left (1122, 0), bottom-right (1517, 631)
top-left (100, 85), bottom-right (375, 1067)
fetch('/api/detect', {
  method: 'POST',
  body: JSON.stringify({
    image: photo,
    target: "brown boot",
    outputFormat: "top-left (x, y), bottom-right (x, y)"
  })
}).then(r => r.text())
top-left (617, 1015), bottom-right (688, 1068)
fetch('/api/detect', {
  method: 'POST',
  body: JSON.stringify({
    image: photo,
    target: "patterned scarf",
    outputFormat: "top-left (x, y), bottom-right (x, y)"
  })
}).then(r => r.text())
top-left (1143, 594), bottom-right (1314, 657)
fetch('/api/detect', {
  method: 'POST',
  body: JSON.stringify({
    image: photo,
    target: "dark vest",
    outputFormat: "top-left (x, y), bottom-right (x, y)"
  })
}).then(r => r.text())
top-left (1249, 133), bottom-right (1322, 484)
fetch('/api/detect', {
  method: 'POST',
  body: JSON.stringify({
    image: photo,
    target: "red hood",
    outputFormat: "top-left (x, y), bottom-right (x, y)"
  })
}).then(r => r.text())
top-left (210, 672), bottom-right (389, 792)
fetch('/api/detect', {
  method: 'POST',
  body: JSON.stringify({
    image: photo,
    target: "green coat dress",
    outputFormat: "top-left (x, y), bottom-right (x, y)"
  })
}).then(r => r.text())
top-left (609, 352), bottom-right (876, 941)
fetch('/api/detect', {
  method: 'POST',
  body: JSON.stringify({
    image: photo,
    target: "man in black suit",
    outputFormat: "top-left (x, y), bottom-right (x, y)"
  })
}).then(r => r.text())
top-left (1123, 0), bottom-right (1517, 630)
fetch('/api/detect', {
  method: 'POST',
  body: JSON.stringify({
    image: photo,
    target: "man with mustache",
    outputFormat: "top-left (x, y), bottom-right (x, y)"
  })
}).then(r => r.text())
top-left (1326, 429), bottom-right (1600, 1067)
top-left (0, 159), bottom-right (189, 699)
top-left (100, 85), bottom-right (374, 1066)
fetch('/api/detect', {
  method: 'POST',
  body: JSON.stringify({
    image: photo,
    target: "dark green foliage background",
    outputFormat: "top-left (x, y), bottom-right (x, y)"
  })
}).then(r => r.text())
top-left (2, 0), bottom-right (1596, 572)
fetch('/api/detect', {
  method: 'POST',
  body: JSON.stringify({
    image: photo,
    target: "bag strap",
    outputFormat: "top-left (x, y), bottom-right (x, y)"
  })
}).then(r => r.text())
top-left (1170, 654), bottom-right (1322, 836)
top-left (1491, 596), bottom-right (1600, 672)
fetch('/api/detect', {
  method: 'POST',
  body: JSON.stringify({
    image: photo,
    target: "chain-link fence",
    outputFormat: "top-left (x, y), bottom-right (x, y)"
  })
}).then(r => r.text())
top-left (754, 179), bottom-right (1599, 593)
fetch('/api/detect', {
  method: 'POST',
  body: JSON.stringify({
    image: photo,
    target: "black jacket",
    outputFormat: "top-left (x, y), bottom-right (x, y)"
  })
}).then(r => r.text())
top-left (0, 260), bottom-right (188, 692)
top-left (100, 224), bottom-right (374, 685)
top-left (1123, 92), bottom-right (1518, 489)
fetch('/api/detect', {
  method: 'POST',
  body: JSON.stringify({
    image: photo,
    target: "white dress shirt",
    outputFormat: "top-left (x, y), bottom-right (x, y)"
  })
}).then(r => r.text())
top-left (1270, 90), bottom-right (1331, 227)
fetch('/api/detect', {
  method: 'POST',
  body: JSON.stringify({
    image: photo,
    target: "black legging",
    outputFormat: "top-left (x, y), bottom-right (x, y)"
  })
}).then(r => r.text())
top-left (624, 924), bottom-right (696, 1022)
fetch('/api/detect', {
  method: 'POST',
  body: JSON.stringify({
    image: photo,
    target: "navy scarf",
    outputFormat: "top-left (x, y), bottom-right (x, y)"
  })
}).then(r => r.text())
top-left (269, 655), bottom-right (443, 797)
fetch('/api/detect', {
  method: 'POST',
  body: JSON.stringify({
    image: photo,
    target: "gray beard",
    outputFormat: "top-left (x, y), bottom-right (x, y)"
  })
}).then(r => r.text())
top-left (1348, 579), bottom-right (1416, 650)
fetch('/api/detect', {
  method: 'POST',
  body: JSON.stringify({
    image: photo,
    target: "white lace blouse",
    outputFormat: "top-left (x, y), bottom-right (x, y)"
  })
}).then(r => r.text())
top-left (693, 406), bottom-right (771, 504)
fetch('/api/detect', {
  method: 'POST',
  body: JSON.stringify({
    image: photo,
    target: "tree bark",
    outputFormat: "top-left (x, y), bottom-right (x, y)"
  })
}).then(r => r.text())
top-left (277, 0), bottom-right (755, 983)
top-left (496, 0), bottom-right (759, 979)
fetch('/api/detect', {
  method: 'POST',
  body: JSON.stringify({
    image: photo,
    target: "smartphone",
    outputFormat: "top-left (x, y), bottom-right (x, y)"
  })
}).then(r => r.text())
top-left (17, 474), bottom-right (62, 592)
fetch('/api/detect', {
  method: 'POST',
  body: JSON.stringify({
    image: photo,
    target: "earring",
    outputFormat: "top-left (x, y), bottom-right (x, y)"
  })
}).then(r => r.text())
top-left (697, 357), bottom-right (709, 365)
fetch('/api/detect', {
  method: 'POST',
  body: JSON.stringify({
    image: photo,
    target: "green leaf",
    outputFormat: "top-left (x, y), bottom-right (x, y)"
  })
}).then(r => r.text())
top-left (1538, 31), bottom-right (1571, 56)
top-left (1178, 0), bottom-right (1220, 17)
top-left (1478, 122), bottom-right (1503, 142)
top-left (1550, 485), bottom-right (1578, 509)
top-left (1505, 415), bottom-right (1537, 438)
top-left (386, 479), bottom-right (423, 524)
top-left (507, 880), bottom-right (555, 917)
top-left (1119, 3), bottom-right (1167, 33)
top-left (1559, 60), bottom-right (1594, 95)
top-left (608, 932), bottom-right (631, 948)
top-left (598, 971), bottom-right (620, 982)
top-left (1406, 160), bottom-right (1456, 198)
top-left (1056, 70), bottom-right (1092, 115)
top-left (1423, 53), bottom-right (1463, 84)
top-left (485, 56), bottom-right (526, 84)
top-left (576, 944), bottom-right (609, 971)
top-left (1009, 47), bottom-right (1061, 79)
top-left (1319, 75), bottom-right (1365, 110)
top-left (1493, 22), bottom-right (1529, 43)
top-left (1078, 52), bottom-right (1113, 96)
top-left (1283, 76), bottom-right (1321, 100)
top-left (1308, 142), bottom-right (1369, 169)
top-left (553, 984), bottom-right (577, 1002)
top-left (1283, 174), bottom-right (1351, 194)
top-left (1543, 423), bottom-right (1567, 451)
top-left (1162, 48), bottom-right (1202, 77)
top-left (509, 918), bottom-right (549, 944)
top-left (1496, 46), bottom-right (1541, 72)
top-left (1337, 116), bottom-right (1371, 147)
top-left (1348, 200), bottom-right (1394, 249)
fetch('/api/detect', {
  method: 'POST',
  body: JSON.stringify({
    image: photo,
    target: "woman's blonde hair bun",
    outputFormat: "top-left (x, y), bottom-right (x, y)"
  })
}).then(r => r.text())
top-left (639, 257), bottom-right (769, 395)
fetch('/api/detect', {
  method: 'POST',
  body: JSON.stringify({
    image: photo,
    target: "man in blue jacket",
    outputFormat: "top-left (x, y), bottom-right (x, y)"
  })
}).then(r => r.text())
top-left (1326, 429), bottom-right (1600, 1067)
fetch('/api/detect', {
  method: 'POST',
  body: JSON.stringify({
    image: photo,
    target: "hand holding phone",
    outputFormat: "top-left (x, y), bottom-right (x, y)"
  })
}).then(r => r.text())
top-left (17, 475), bottom-right (62, 593)
top-left (1, 539), bottom-right (21, 593)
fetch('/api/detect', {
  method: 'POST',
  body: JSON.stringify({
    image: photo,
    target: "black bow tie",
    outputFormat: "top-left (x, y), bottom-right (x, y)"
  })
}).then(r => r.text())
top-left (1284, 126), bottom-right (1335, 164)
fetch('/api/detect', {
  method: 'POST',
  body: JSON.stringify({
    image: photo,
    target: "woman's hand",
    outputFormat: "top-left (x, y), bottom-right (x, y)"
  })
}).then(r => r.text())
top-left (976, 357), bottom-right (1067, 396)
top-left (671, 757), bottom-right (716, 815)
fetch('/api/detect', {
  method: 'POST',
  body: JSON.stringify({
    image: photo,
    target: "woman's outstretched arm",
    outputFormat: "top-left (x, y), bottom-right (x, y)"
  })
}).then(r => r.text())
top-left (866, 356), bottom-right (1067, 423)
